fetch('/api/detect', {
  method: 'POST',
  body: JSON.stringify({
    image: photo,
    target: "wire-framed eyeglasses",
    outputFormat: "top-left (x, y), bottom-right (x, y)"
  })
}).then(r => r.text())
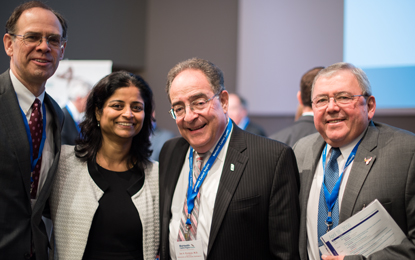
top-left (169, 93), bottom-right (220, 120)
top-left (312, 92), bottom-right (368, 109)
top-left (9, 32), bottom-right (66, 49)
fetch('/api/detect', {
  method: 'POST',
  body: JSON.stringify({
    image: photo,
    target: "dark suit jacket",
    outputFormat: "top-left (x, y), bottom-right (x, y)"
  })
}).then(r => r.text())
top-left (293, 121), bottom-right (415, 260)
top-left (269, 115), bottom-right (317, 147)
top-left (0, 70), bottom-right (64, 260)
top-left (244, 120), bottom-right (267, 136)
top-left (159, 124), bottom-right (300, 260)
top-left (61, 107), bottom-right (79, 145)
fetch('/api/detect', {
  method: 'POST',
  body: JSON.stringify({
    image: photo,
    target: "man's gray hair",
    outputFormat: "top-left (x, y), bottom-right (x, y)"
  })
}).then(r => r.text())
top-left (166, 57), bottom-right (225, 102)
top-left (311, 62), bottom-right (372, 99)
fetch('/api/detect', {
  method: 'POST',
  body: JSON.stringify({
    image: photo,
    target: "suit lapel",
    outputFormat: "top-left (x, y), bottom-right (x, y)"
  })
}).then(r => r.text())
top-left (340, 123), bottom-right (378, 222)
top-left (0, 71), bottom-right (32, 200)
top-left (160, 138), bottom-right (189, 259)
top-left (164, 138), bottom-right (189, 210)
top-left (34, 94), bottom-right (63, 209)
top-left (207, 125), bottom-right (248, 255)
top-left (301, 135), bottom-right (325, 210)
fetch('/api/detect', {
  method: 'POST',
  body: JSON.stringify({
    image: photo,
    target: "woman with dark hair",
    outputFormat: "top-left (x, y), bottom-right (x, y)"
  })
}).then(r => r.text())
top-left (50, 71), bottom-right (159, 260)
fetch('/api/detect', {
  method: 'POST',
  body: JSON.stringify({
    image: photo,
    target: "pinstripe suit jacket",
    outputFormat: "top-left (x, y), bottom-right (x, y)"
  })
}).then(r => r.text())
top-left (159, 124), bottom-right (300, 260)
top-left (293, 121), bottom-right (415, 260)
top-left (0, 70), bottom-right (64, 260)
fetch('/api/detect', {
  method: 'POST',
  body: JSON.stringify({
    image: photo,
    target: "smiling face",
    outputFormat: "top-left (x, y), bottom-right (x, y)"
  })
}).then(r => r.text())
top-left (96, 85), bottom-right (145, 146)
top-left (169, 69), bottom-right (229, 154)
top-left (312, 70), bottom-right (376, 147)
top-left (3, 7), bottom-right (66, 95)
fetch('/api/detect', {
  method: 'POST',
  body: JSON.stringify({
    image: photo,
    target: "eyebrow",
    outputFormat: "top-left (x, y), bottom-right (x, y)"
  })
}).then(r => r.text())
top-left (171, 93), bottom-right (207, 107)
top-left (108, 100), bottom-right (144, 105)
top-left (24, 31), bottom-right (62, 37)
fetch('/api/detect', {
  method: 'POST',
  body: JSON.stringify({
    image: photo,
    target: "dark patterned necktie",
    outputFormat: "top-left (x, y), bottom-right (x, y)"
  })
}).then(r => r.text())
top-left (317, 147), bottom-right (341, 247)
top-left (30, 98), bottom-right (43, 199)
top-left (178, 153), bottom-right (204, 241)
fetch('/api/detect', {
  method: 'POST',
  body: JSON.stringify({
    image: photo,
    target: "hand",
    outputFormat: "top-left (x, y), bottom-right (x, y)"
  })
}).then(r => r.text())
top-left (321, 255), bottom-right (345, 260)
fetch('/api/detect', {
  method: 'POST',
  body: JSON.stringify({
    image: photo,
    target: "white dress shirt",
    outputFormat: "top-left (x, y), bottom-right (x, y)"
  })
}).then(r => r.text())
top-left (169, 126), bottom-right (233, 259)
top-left (307, 132), bottom-right (364, 260)
top-left (10, 70), bottom-right (55, 208)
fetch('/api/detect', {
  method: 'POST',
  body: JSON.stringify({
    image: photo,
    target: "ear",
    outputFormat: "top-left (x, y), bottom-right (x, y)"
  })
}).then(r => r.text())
top-left (366, 96), bottom-right (376, 120)
top-left (219, 90), bottom-right (229, 113)
top-left (3, 34), bottom-right (14, 57)
top-left (59, 41), bottom-right (66, 60)
top-left (95, 107), bottom-right (101, 122)
top-left (296, 90), bottom-right (303, 105)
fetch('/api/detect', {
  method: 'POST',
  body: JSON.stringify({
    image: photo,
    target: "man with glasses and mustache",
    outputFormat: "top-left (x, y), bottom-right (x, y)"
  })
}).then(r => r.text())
top-left (0, 1), bottom-right (67, 259)
top-left (158, 57), bottom-right (300, 260)
top-left (293, 62), bottom-right (415, 260)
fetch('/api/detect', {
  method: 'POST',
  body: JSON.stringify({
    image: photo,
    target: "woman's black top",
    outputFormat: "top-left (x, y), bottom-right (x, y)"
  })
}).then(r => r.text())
top-left (82, 160), bottom-right (145, 260)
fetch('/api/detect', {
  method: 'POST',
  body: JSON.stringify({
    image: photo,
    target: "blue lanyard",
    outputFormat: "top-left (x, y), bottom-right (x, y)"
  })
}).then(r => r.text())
top-left (19, 101), bottom-right (47, 173)
top-left (65, 105), bottom-right (81, 133)
top-left (322, 139), bottom-right (362, 226)
top-left (186, 120), bottom-right (233, 225)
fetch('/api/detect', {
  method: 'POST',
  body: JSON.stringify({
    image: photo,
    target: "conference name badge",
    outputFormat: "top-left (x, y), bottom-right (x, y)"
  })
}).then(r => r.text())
top-left (174, 240), bottom-right (203, 260)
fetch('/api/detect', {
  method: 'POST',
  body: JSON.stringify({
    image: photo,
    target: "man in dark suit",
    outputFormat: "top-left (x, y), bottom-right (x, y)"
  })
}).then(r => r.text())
top-left (228, 92), bottom-right (267, 136)
top-left (293, 62), bottom-right (415, 260)
top-left (270, 67), bottom-right (323, 146)
top-left (0, 2), bottom-right (67, 259)
top-left (159, 58), bottom-right (300, 260)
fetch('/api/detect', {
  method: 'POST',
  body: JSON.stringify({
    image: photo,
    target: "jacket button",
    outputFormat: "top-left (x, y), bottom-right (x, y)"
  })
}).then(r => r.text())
top-left (24, 252), bottom-right (31, 259)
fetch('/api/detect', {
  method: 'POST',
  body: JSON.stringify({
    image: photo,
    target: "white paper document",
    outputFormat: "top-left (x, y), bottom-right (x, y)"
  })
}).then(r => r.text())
top-left (319, 199), bottom-right (406, 257)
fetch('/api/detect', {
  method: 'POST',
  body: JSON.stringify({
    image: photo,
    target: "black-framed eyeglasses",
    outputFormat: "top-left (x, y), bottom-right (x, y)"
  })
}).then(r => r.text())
top-left (169, 92), bottom-right (221, 120)
top-left (312, 92), bottom-right (368, 109)
top-left (9, 32), bottom-right (66, 49)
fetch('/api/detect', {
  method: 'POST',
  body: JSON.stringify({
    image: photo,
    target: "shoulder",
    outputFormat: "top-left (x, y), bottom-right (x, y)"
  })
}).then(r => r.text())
top-left (233, 127), bottom-right (293, 159)
top-left (57, 145), bottom-right (84, 174)
top-left (145, 161), bottom-right (159, 181)
top-left (269, 125), bottom-right (293, 141)
top-left (160, 137), bottom-right (188, 156)
top-left (293, 132), bottom-right (321, 156)
top-left (0, 70), bottom-right (12, 93)
top-left (372, 121), bottom-right (415, 148)
top-left (245, 121), bottom-right (267, 136)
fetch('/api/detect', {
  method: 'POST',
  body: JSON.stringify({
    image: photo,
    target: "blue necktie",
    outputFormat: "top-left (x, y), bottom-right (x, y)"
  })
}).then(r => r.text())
top-left (317, 147), bottom-right (341, 248)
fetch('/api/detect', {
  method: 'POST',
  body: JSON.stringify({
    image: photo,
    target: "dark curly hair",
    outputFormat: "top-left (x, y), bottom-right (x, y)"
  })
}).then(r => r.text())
top-left (75, 71), bottom-right (154, 171)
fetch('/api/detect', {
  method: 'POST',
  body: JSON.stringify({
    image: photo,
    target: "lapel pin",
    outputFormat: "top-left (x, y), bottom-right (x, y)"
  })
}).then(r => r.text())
top-left (364, 157), bottom-right (372, 165)
top-left (230, 163), bottom-right (235, 171)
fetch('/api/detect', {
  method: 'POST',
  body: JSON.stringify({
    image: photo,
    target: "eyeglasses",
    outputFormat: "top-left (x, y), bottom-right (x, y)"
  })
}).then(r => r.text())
top-left (169, 93), bottom-right (220, 120)
top-left (9, 32), bottom-right (66, 49)
top-left (312, 92), bottom-right (368, 109)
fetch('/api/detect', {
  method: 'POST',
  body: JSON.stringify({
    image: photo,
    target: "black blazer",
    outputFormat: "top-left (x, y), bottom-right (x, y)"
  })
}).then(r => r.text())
top-left (0, 70), bottom-right (64, 260)
top-left (61, 106), bottom-right (79, 145)
top-left (269, 115), bottom-right (317, 147)
top-left (159, 124), bottom-right (300, 260)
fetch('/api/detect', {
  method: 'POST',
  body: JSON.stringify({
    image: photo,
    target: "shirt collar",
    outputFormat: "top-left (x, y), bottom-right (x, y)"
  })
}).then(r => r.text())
top-left (302, 111), bottom-right (314, 117)
top-left (326, 130), bottom-right (365, 160)
top-left (10, 70), bottom-right (45, 115)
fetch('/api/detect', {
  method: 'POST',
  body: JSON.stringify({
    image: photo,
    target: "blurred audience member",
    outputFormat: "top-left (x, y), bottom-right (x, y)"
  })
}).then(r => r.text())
top-left (269, 67), bottom-right (323, 146)
top-left (150, 111), bottom-right (175, 161)
top-left (61, 77), bottom-right (92, 145)
top-left (228, 93), bottom-right (266, 136)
